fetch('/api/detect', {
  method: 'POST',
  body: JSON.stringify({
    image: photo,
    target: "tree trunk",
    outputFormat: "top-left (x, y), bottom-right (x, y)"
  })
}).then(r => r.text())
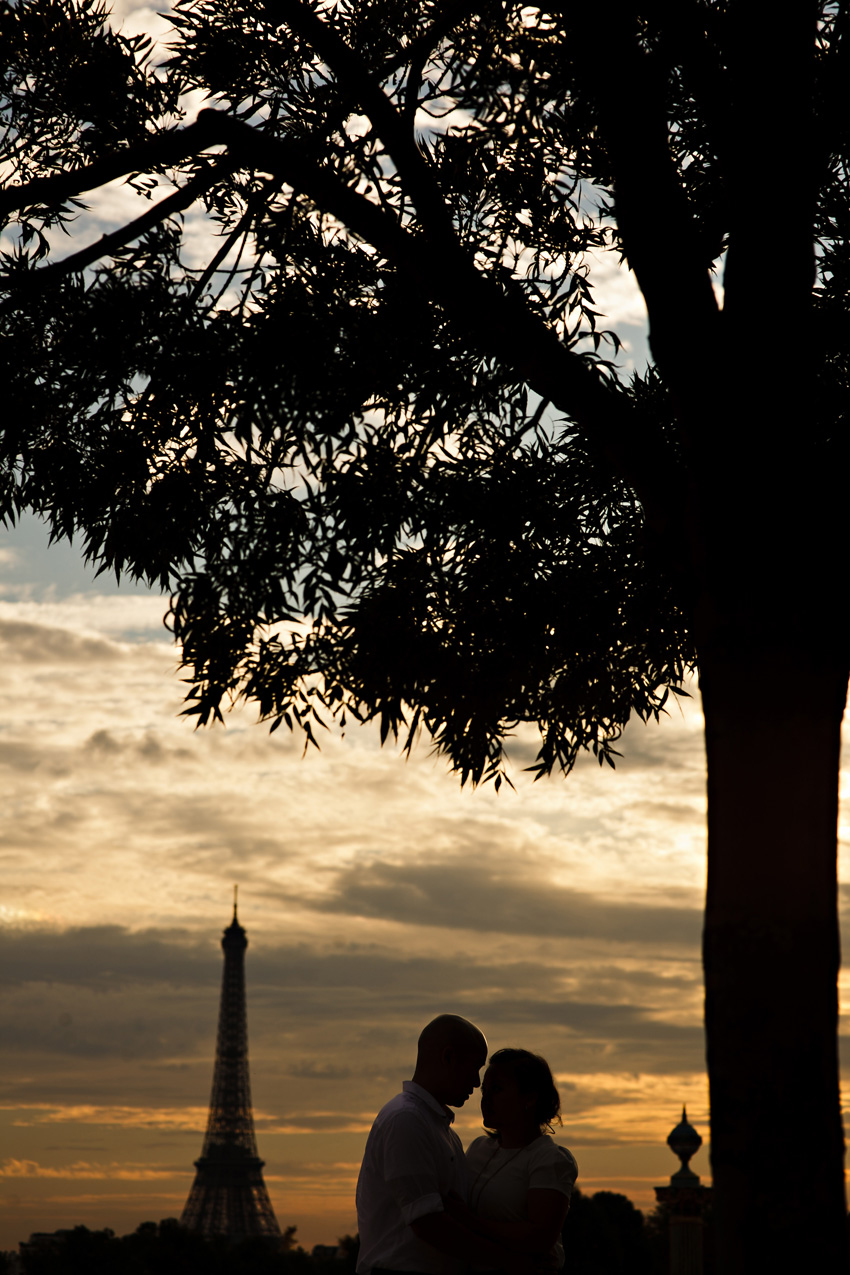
top-left (701, 643), bottom-right (848, 1270)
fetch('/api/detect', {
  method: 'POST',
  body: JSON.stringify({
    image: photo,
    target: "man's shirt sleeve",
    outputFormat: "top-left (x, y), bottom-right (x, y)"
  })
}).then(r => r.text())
top-left (381, 1109), bottom-right (447, 1225)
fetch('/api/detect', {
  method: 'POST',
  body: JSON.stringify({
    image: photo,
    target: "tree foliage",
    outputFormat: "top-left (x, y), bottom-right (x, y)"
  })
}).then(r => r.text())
top-left (562, 1188), bottom-right (656, 1275)
top-left (0, 0), bottom-right (709, 785)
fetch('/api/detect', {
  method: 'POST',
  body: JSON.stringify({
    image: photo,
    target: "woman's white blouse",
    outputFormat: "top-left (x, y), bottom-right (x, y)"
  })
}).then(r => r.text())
top-left (465, 1133), bottom-right (578, 1268)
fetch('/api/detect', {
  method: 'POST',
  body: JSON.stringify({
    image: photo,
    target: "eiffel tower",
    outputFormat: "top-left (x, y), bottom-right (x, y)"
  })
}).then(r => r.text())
top-left (181, 892), bottom-right (281, 1239)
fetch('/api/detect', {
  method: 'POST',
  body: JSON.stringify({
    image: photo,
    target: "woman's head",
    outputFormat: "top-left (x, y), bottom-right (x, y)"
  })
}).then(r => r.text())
top-left (480, 1048), bottom-right (562, 1135)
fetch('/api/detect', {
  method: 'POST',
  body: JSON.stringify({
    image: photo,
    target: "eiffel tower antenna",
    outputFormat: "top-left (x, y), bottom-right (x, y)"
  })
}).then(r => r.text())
top-left (180, 900), bottom-right (281, 1239)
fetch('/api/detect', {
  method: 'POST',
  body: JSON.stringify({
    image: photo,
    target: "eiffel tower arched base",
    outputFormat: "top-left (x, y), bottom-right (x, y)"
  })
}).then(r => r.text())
top-left (181, 1147), bottom-right (282, 1239)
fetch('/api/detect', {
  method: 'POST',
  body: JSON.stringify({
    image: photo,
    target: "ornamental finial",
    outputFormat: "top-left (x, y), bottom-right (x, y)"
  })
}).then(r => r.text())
top-left (667, 1106), bottom-right (703, 1183)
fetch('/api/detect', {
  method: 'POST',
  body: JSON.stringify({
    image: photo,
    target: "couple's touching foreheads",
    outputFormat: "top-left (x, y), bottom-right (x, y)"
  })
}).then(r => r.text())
top-left (356, 1015), bottom-right (578, 1275)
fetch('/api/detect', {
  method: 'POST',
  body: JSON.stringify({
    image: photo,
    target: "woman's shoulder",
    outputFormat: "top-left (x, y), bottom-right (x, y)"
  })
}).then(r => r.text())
top-left (465, 1134), bottom-right (495, 1160)
top-left (530, 1134), bottom-right (579, 1177)
top-left (530, 1133), bottom-right (562, 1158)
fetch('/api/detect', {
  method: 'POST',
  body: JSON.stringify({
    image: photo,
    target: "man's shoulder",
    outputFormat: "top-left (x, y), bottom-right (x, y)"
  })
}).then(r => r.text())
top-left (376, 1083), bottom-right (452, 1121)
top-left (375, 1091), bottom-right (409, 1119)
top-left (372, 1089), bottom-right (432, 1132)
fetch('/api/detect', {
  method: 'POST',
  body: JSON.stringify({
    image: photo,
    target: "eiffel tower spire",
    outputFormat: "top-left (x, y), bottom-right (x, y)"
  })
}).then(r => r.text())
top-left (180, 893), bottom-right (281, 1239)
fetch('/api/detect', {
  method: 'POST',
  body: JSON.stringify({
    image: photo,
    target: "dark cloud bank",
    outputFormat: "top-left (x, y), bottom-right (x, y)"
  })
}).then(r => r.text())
top-left (0, 921), bottom-right (707, 1090)
top-left (302, 859), bottom-right (703, 946)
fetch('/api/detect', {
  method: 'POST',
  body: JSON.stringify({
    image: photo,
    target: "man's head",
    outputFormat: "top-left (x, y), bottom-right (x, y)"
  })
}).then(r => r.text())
top-left (412, 1014), bottom-right (488, 1110)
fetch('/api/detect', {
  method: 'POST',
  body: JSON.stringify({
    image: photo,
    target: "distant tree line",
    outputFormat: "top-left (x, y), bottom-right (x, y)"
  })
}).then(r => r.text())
top-left (563, 1188), bottom-right (713, 1274)
top-left (0, 1221), bottom-right (358, 1275)
top-left (0, 1193), bottom-right (715, 1275)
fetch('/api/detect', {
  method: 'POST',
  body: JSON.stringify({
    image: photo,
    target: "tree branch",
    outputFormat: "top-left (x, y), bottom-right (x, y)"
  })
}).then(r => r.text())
top-left (397, 0), bottom-right (479, 122)
top-left (0, 158), bottom-right (237, 314)
top-left (371, 0), bottom-right (479, 100)
top-left (644, 0), bottom-right (733, 180)
top-left (265, 0), bottom-right (457, 244)
top-left (200, 111), bottom-right (674, 519)
top-left (260, 3), bottom-right (681, 514)
top-left (1, 96), bottom-right (675, 522)
top-left (0, 116), bottom-right (222, 220)
top-left (553, 2), bottom-right (719, 387)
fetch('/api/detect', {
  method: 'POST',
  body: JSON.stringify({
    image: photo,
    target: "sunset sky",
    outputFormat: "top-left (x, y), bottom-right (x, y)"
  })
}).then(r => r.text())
top-left (4, 509), bottom-right (849, 1252)
top-left (2, 0), bottom-right (850, 1255)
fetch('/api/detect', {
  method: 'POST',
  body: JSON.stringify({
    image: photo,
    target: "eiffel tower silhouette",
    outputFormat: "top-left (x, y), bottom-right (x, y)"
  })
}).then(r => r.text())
top-left (181, 891), bottom-right (281, 1239)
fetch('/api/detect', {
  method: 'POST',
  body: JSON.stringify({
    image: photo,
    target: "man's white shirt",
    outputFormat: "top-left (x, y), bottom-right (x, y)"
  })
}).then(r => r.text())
top-left (356, 1081), bottom-right (467, 1275)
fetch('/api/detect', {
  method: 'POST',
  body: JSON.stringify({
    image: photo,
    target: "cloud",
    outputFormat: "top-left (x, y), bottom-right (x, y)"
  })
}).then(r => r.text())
top-left (264, 1160), bottom-right (361, 1189)
top-left (626, 801), bottom-right (702, 825)
top-left (1, 1106), bottom-right (208, 1132)
top-left (287, 1061), bottom-right (354, 1081)
top-left (0, 923), bottom-right (701, 1010)
top-left (0, 921), bottom-right (706, 1151)
top-left (307, 859), bottom-right (703, 945)
top-left (0, 925), bottom-right (216, 991)
top-left (83, 728), bottom-right (194, 765)
top-left (0, 594), bottom-right (170, 641)
top-left (582, 248), bottom-right (648, 331)
top-left (0, 1159), bottom-right (187, 1181)
top-left (107, 0), bottom-right (175, 41)
top-left (261, 1115), bottom-right (375, 1135)
top-left (0, 928), bottom-right (697, 1082)
top-left (0, 618), bottom-right (125, 666)
top-left (0, 740), bottom-right (51, 773)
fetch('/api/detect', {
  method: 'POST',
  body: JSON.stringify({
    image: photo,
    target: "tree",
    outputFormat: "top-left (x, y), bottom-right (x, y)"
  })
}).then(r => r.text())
top-left (562, 1189), bottom-right (653, 1274)
top-left (1, 0), bottom-right (848, 1267)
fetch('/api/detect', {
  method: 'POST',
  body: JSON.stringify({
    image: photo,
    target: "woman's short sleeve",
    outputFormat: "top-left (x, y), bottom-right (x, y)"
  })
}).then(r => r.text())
top-left (527, 1139), bottom-right (579, 1197)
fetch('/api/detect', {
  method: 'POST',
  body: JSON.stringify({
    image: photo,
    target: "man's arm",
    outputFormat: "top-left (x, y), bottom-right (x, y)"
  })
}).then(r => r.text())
top-left (410, 1211), bottom-right (537, 1269)
top-left (444, 1188), bottom-right (570, 1252)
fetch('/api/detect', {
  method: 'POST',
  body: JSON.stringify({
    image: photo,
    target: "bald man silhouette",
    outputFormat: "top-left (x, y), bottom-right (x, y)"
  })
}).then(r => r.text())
top-left (356, 1015), bottom-right (524, 1275)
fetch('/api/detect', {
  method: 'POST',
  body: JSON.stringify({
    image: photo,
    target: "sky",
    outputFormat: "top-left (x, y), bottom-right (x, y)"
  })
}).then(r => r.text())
top-left (1, 0), bottom-right (848, 1256)
top-left (4, 511), bottom-right (850, 1253)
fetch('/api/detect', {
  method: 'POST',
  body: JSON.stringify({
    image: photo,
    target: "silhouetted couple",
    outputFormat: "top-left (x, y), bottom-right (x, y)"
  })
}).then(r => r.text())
top-left (356, 1014), bottom-right (577, 1275)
